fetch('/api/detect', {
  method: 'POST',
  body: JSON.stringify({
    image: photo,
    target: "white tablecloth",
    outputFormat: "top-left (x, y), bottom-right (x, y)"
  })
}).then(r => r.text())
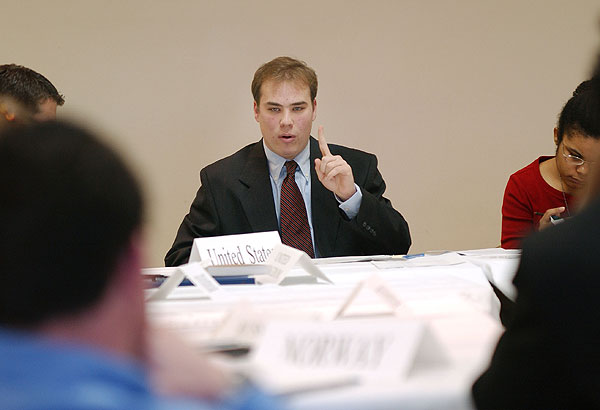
top-left (146, 251), bottom-right (519, 409)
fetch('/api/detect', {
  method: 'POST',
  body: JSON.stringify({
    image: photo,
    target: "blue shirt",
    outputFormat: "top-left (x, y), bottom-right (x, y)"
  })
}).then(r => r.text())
top-left (263, 140), bottom-right (363, 257)
top-left (0, 328), bottom-right (281, 410)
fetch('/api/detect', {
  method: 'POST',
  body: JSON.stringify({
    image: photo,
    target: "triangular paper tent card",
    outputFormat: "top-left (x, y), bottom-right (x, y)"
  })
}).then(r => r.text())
top-left (256, 244), bottom-right (334, 285)
top-left (145, 262), bottom-right (222, 302)
top-left (334, 273), bottom-right (405, 318)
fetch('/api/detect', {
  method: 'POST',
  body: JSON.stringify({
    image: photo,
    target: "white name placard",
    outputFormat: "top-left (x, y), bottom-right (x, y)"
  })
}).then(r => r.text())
top-left (335, 273), bottom-right (402, 318)
top-left (255, 244), bottom-right (333, 285)
top-left (251, 318), bottom-right (448, 380)
top-left (189, 231), bottom-right (281, 265)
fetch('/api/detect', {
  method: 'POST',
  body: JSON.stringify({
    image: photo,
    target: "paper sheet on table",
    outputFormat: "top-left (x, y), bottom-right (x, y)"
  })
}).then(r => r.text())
top-left (467, 258), bottom-right (520, 301)
top-left (372, 253), bottom-right (466, 269)
top-left (457, 248), bottom-right (521, 259)
top-left (313, 254), bottom-right (393, 265)
top-left (142, 266), bottom-right (179, 277)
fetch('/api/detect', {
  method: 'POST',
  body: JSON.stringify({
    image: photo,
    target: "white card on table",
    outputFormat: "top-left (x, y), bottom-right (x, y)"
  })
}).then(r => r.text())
top-left (145, 262), bottom-right (223, 301)
top-left (189, 231), bottom-right (281, 265)
top-left (251, 318), bottom-right (448, 381)
top-left (255, 244), bottom-right (333, 285)
top-left (334, 273), bottom-right (403, 318)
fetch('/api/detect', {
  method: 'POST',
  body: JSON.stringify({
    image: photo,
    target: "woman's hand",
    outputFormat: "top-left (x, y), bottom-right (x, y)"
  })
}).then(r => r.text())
top-left (538, 206), bottom-right (565, 231)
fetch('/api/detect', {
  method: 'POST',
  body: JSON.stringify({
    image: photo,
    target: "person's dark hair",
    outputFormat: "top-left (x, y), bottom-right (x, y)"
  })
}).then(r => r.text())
top-left (251, 56), bottom-right (318, 105)
top-left (556, 78), bottom-right (600, 144)
top-left (0, 121), bottom-right (143, 326)
top-left (0, 64), bottom-right (65, 112)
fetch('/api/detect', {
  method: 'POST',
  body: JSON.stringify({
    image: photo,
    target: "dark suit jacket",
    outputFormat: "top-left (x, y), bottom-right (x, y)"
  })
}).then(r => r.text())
top-left (165, 137), bottom-right (411, 266)
top-left (472, 196), bottom-right (600, 409)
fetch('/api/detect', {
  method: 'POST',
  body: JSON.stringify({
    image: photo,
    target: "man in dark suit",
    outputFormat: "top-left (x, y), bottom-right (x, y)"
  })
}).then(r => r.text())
top-left (165, 56), bottom-right (411, 266)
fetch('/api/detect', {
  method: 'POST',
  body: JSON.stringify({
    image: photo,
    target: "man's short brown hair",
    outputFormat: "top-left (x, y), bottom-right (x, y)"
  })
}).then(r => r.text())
top-left (251, 56), bottom-right (318, 105)
top-left (0, 64), bottom-right (64, 112)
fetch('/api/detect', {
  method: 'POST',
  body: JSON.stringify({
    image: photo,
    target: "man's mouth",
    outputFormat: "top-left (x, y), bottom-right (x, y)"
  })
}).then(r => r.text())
top-left (279, 134), bottom-right (295, 140)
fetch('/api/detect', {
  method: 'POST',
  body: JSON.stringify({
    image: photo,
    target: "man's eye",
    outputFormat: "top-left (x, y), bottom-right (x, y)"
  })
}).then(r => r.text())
top-left (293, 107), bottom-right (304, 111)
top-left (269, 107), bottom-right (280, 112)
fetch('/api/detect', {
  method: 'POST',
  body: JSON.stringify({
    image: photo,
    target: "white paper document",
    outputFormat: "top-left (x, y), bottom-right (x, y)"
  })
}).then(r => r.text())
top-left (467, 258), bottom-right (520, 301)
top-left (373, 252), bottom-right (466, 269)
top-left (457, 248), bottom-right (521, 259)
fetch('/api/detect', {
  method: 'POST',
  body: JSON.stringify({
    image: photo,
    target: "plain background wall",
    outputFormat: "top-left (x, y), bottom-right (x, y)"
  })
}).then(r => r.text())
top-left (3, 1), bottom-right (599, 266)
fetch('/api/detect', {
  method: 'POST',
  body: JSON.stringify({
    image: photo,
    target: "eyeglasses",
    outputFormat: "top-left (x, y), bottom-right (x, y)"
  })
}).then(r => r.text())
top-left (562, 144), bottom-right (596, 167)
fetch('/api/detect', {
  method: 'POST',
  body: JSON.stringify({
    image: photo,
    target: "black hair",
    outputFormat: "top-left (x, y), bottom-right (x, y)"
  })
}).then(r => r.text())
top-left (0, 64), bottom-right (65, 112)
top-left (556, 78), bottom-right (600, 144)
top-left (0, 121), bottom-right (143, 326)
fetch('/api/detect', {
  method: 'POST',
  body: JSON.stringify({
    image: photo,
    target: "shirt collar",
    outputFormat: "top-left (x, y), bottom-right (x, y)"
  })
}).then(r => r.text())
top-left (263, 140), bottom-right (311, 183)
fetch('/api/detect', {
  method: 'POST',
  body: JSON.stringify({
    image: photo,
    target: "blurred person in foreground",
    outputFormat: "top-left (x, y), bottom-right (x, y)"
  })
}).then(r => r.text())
top-left (473, 76), bottom-right (600, 407)
top-left (0, 63), bottom-right (64, 123)
top-left (0, 121), bottom-right (279, 410)
top-left (165, 56), bottom-right (411, 266)
top-left (501, 79), bottom-right (600, 248)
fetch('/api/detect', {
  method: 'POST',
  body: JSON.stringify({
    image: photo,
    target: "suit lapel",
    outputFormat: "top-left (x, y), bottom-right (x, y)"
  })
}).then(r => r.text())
top-left (237, 141), bottom-right (279, 233)
top-left (310, 137), bottom-right (341, 256)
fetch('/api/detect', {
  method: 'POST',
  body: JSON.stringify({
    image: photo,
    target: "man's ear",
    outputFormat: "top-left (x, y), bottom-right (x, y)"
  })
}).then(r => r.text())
top-left (553, 127), bottom-right (559, 146)
top-left (0, 103), bottom-right (16, 122)
top-left (253, 100), bottom-right (259, 122)
top-left (311, 99), bottom-right (317, 122)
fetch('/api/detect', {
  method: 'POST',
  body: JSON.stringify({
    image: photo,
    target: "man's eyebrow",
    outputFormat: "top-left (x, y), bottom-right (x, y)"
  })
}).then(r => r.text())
top-left (264, 101), bottom-right (308, 106)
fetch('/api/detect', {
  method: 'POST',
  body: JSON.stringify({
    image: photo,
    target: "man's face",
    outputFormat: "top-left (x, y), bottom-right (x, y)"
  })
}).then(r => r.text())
top-left (254, 79), bottom-right (316, 160)
top-left (33, 98), bottom-right (57, 121)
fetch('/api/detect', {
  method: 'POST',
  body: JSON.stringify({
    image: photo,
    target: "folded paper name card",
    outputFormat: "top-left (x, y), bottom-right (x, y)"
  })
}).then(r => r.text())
top-left (251, 318), bottom-right (448, 380)
top-left (335, 273), bottom-right (403, 318)
top-left (189, 231), bottom-right (281, 265)
top-left (145, 262), bottom-right (223, 302)
top-left (210, 300), bottom-right (265, 346)
top-left (255, 244), bottom-right (334, 285)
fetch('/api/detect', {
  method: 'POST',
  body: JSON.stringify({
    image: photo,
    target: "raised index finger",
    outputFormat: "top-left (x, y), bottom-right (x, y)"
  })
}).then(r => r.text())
top-left (318, 125), bottom-right (331, 156)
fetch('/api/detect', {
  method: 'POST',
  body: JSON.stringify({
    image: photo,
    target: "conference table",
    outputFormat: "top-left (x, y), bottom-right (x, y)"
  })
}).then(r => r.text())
top-left (145, 249), bottom-right (520, 410)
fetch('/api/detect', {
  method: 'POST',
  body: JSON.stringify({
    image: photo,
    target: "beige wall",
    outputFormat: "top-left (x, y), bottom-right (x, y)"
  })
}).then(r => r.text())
top-left (3, 1), bottom-right (599, 266)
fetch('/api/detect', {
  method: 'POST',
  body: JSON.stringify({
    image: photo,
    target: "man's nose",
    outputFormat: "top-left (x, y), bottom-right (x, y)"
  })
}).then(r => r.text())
top-left (280, 109), bottom-right (293, 127)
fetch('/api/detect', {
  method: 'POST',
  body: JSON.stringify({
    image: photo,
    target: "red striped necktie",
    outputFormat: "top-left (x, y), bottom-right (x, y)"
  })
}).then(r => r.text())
top-left (280, 161), bottom-right (315, 258)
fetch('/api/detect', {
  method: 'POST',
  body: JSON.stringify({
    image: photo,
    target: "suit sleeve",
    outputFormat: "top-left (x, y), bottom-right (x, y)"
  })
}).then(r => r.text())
top-left (164, 168), bottom-right (220, 266)
top-left (351, 153), bottom-right (411, 255)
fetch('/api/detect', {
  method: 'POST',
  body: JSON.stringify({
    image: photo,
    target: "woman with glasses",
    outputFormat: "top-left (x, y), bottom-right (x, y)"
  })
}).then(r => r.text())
top-left (501, 79), bottom-right (600, 248)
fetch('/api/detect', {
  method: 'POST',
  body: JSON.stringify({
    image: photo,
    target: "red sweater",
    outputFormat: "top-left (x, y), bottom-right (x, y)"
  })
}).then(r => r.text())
top-left (501, 156), bottom-right (574, 249)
